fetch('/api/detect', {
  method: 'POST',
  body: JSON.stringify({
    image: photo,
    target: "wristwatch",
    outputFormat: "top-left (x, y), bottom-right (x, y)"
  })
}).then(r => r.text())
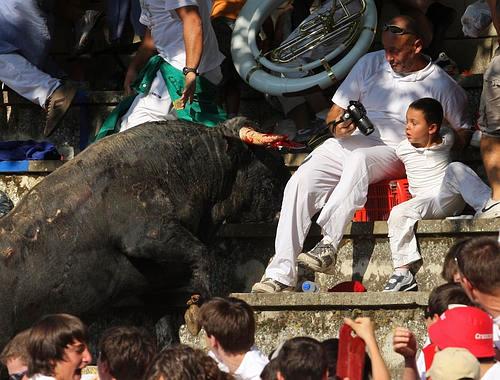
top-left (182, 66), bottom-right (199, 76)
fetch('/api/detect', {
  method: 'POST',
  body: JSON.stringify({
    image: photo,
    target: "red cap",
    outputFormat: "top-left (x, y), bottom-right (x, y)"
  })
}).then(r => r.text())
top-left (428, 306), bottom-right (494, 358)
top-left (328, 281), bottom-right (367, 292)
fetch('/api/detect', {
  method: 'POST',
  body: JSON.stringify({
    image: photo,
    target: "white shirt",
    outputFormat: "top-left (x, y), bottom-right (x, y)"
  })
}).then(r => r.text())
top-left (139, 0), bottom-right (224, 73)
top-left (396, 128), bottom-right (454, 197)
top-left (332, 50), bottom-right (471, 147)
top-left (482, 362), bottom-right (500, 380)
top-left (210, 346), bottom-right (269, 380)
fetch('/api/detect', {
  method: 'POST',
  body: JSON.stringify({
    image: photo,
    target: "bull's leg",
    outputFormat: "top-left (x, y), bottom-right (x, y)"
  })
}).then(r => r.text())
top-left (121, 221), bottom-right (212, 300)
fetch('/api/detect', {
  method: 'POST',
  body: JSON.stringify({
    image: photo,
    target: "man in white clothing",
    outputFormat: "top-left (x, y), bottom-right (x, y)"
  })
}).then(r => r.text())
top-left (252, 15), bottom-right (472, 293)
top-left (200, 297), bottom-right (268, 380)
top-left (116, 0), bottom-right (225, 132)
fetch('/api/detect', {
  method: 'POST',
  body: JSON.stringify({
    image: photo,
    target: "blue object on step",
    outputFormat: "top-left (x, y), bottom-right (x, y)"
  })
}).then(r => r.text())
top-left (0, 140), bottom-right (60, 160)
top-left (0, 161), bottom-right (29, 172)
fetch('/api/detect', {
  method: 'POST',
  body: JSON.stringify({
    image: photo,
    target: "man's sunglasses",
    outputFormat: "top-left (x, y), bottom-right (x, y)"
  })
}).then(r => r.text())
top-left (383, 24), bottom-right (417, 35)
top-left (9, 371), bottom-right (27, 380)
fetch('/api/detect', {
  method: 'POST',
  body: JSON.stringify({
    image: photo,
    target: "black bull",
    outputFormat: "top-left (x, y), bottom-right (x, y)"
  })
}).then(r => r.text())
top-left (0, 118), bottom-right (290, 346)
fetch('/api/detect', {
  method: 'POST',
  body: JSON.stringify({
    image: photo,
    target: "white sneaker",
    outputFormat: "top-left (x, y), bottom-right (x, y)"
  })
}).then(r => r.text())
top-left (475, 199), bottom-right (500, 219)
top-left (383, 271), bottom-right (418, 292)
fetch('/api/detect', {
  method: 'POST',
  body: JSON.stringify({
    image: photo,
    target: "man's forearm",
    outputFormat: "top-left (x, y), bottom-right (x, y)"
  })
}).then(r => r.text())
top-left (178, 6), bottom-right (203, 70)
top-left (129, 29), bottom-right (156, 72)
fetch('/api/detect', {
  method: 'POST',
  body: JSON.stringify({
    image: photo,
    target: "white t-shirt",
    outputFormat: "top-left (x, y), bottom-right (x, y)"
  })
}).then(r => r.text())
top-left (139, 0), bottom-right (224, 73)
top-left (396, 128), bottom-right (454, 197)
top-left (210, 346), bottom-right (269, 380)
top-left (332, 50), bottom-right (471, 148)
top-left (482, 361), bottom-right (500, 379)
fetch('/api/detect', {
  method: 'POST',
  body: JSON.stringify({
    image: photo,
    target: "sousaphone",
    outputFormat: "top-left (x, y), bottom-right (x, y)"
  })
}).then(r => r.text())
top-left (231, 0), bottom-right (377, 96)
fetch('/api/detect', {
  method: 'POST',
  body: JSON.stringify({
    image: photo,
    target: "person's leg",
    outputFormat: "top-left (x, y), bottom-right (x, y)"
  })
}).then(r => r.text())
top-left (440, 162), bottom-right (492, 214)
top-left (119, 71), bottom-right (176, 132)
top-left (478, 52), bottom-right (500, 208)
top-left (255, 138), bottom-right (348, 290)
top-left (0, 53), bottom-right (60, 108)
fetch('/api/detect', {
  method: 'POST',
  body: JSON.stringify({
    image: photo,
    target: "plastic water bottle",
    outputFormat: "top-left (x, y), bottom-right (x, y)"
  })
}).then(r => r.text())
top-left (302, 281), bottom-right (319, 293)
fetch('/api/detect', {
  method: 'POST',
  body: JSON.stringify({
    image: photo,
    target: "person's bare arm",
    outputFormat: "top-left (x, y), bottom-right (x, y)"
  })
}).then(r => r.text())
top-left (393, 327), bottom-right (419, 380)
top-left (124, 28), bottom-right (156, 95)
top-left (325, 104), bottom-right (355, 138)
top-left (487, 0), bottom-right (500, 36)
top-left (177, 5), bottom-right (203, 106)
top-left (344, 317), bottom-right (391, 380)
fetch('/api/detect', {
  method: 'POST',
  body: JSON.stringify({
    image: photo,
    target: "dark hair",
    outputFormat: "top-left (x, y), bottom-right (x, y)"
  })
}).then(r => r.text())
top-left (144, 344), bottom-right (233, 380)
top-left (261, 358), bottom-right (279, 380)
top-left (442, 239), bottom-right (472, 282)
top-left (27, 313), bottom-right (88, 377)
top-left (0, 329), bottom-right (30, 366)
top-left (455, 237), bottom-right (500, 293)
top-left (425, 283), bottom-right (473, 318)
top-left (276, 337), bottom-right (327, 380)
top-left (199, 297), bottom-right (255, 354)
top-left (99, 326), bottom-right (157, 380)
top-left (385, 15), bottom-right (423, 39)
top-left (408, 98), bottom-right (443, 127)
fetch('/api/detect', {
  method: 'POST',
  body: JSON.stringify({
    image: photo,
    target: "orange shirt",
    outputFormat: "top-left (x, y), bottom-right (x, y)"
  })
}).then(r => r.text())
top-left (211, 0), bottom-right (246, 20)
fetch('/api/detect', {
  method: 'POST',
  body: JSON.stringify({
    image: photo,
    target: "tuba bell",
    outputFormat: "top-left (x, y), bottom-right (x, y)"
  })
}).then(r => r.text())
top-left (231, 0), bottom-right (377, 97)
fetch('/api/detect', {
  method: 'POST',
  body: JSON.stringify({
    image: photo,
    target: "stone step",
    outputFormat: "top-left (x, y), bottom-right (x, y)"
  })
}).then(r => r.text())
top-left (210, 219), bottom-right (499, 295)
top-left (179, 292), bottom-right (430, 379)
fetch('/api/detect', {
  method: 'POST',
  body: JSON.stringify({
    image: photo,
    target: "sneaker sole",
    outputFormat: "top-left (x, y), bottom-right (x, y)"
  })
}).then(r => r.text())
top-left (44, 84), bottom-right (78, 137)
top-left (383, 282), bottom-right (418, 292)
top-left (251, 284), bottom-right (294, 294)
top-left (297, 252), bottom-right (336, 274)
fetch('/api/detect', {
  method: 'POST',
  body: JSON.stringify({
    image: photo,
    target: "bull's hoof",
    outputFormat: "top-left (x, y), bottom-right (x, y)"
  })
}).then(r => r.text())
top-left (184, 294), bottom-right (201, 336)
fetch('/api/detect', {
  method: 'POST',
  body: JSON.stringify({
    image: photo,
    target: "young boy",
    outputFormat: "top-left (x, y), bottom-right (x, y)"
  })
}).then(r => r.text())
top-left (199, 297), bottom-right (268, 380)
top-left (384, 97), bottom-right (492, 291)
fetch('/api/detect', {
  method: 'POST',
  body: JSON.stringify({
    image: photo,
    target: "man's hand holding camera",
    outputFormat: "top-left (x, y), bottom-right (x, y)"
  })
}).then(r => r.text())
top-left (326, 101), bottom-right (375, 138)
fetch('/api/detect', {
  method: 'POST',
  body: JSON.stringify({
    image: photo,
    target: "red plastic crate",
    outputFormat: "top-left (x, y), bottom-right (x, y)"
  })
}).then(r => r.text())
top-left (353, 179), bottom-right (411, 222)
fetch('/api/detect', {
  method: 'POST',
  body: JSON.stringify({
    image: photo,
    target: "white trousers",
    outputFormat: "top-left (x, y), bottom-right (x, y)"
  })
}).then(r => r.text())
top-left (119, 67), bottom-right (223, 132)
top-left (0, 53), bottom-right (60, 108)
top-left (388, 162), bottom-right (491, 268)
top-left (265, 136), bottom-right (405, 286)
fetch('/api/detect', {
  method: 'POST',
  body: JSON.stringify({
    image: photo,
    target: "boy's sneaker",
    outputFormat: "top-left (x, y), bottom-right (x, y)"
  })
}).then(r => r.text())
top-left (383, 271), bottom-right (418, 292)
top-left (251, 278), bottom-right (294, 293)
top-left (297, 239), bottom-right (337, 273)
top-left (475, 199), bottom-right (500, 219)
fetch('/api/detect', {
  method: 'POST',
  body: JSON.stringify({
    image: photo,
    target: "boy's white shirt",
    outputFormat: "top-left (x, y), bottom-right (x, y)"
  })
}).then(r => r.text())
top-left (209, 346), bottom-right (269, 380)
top-left (396, 127), bottom-right (454, 197)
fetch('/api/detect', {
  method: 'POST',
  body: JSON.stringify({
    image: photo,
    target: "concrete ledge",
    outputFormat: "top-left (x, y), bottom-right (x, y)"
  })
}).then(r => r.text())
top-left (230, 292), bottom-right (429, 309)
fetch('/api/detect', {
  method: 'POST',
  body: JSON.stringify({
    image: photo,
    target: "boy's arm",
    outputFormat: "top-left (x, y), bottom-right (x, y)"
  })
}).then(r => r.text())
top-left (124, 28), bottom-right (156, 95)
top-left (393, 327), bottom-right (419, 380)
top-left (344, 317), bottom-right (391, 380)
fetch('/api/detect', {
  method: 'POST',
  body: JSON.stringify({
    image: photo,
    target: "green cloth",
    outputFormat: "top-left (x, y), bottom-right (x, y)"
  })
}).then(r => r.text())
top-left (94, 55), bottom-right (227, 141)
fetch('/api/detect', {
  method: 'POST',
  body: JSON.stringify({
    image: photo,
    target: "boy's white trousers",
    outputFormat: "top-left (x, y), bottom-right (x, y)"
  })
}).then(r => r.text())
top-left (388, 162), bottom-right (491, 268)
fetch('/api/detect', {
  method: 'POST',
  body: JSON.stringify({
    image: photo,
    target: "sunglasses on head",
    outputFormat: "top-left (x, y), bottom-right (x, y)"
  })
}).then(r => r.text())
top-left (9, 371), bottom-right (27, 380)
top-left (383, 24), bottom-right (416, 35)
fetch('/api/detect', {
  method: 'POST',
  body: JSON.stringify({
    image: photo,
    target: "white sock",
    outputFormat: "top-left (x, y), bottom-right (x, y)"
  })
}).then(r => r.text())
top-left (394, 267), bottom-right (409, 276)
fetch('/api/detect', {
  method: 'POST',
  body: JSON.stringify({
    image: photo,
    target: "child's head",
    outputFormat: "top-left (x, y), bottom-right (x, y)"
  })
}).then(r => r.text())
top-left (200, 297), bottom-right (255, 355)
top-left (406, 98), bottom-right (443, 147)
top-left (424, 283), bottom-right (473, 327)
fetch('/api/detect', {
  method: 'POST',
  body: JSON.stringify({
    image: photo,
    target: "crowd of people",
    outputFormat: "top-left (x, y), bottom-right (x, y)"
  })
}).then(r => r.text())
top-left (0, 236), bottom-right (498, 380)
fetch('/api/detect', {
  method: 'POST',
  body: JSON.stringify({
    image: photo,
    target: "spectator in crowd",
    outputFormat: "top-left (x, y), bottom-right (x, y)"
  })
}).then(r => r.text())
top-left (26, 313), bottom-right (92, 380)
top-left (455, 237), bottom-right (500, 325)
top-left (343, 317), bottom-right (391, 380)
top-left (199, 297), bottom-right (268, 380)
top-left (97, 326), bottom-right (157, 380)
top-left (144, 344), bottom-right (233, 380)
top-left (383, 98), bottom-right (492, 291)
top-left (0, 329), bottom-right (30, 380)
top-left (95, 0), bottom-right (227, 140)
top-left (428, 306), bottom-right (499, 378)
top-left (0, 0), bottom-right (78, 136)
top-left (426, 347), bottom-right (480, 380)
top-left (260, 359), bottom-right (279, 380)
top-left (393, 283), bottom-right (474, 380)
top-left (476, 0), bottom-right (500, 219)
top-left (274, 337), bottom-right (328, 380)
top-left (441, 238), bottom-right (472, 283)
top-left (252, 14), bottom-right (471, 293)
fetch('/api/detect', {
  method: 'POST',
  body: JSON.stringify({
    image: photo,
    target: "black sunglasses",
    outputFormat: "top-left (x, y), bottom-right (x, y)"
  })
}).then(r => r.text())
top-left (383, 24), bottom-right (416, 35)
top-left (9, 371), bottom-right (27, 380)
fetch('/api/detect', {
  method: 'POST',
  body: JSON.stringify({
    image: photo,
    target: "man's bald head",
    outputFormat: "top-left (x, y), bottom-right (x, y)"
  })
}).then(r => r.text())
top-left (382, 15), bottom-right (428, 74)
